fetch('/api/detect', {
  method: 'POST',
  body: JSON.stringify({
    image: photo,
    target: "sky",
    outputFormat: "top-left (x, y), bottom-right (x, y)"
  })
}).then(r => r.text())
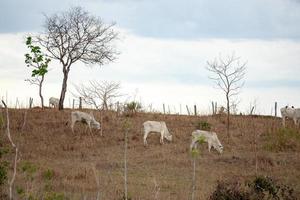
top-left (0, 0), bottom-right (300, 115)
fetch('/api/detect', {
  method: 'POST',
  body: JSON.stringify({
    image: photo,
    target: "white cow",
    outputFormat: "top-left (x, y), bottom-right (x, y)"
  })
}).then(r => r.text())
top-left (143, 121), bottom-right (172, 146)
top-left (190, 130), bottom-right (223, 154)
top-left (71, 111), bottom-right (100, 133)
top-left (280, 106), bottom-right (300, 127)
top-left (49, 97), bottom-right (59, 108)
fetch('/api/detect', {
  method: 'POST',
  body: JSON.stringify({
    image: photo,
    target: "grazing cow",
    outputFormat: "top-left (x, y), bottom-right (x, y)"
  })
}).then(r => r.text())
top-left (143, 121), bottom-right (172, 146)
top-left (49, 97), bottom-right (59, 108)
top-left (71, 111), bottom-right (100, 133)
top-left (280, 106), bottom-right (300, 127)
top-left (190, 130), bottom-right (223, 154)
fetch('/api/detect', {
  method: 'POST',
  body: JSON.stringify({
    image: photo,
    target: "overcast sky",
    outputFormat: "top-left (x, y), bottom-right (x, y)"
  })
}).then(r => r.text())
top-left (0, 0), bottom-right (300, 114)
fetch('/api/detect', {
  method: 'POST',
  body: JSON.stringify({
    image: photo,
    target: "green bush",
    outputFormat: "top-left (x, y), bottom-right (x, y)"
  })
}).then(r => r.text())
top-left (0, 164), bottom-right (7, 186)
top-left (209, 176), bottom-right (298, 200)
top-left (124, 101), bottom-right (142, 117)
top-left (195, 121), bottom-right (211, 131)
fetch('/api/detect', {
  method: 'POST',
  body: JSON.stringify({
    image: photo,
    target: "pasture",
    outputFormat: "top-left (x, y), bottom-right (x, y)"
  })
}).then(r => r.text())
top-left (1, 108), bottom-right (300, 199)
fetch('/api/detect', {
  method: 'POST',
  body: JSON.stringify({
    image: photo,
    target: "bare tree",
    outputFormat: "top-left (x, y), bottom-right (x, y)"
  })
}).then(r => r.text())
top-left (207, 53), bottom-right (246, 139)
top-left (74, 81), bottom-right (122, 110)
top-left (36, 7), bottom-right (119, 110)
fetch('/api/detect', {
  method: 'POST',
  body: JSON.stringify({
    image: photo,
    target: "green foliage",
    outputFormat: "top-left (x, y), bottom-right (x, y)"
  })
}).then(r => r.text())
top-left (191, 135), bottom-right (206, 158)
top-left (191, 148), bottom-right (199, 158)
top-left (209, 176), bottom-right (297, 200)
top-left (124, 101), bottom-right (142, 117)
top-left (197, 135), bottom-right (206, 144)
top-left (25, 36), bottom-right (51, 78)
top-left (16, 185), bottom-right (25, 197)
top-left (125, 101), bottom-right (141, 112)
top-left (43, 169), bottom-right (55, 181)
top-left (0, 164), bottom-right (7, 186)
top-left (44, 192), bottom-right (65, 200)
top-left (21, 161), bottom-right (37, 181)
top-left (264, 127), bottom-right (300, 152)
top-left (195, 121), bottom-right (211, 131)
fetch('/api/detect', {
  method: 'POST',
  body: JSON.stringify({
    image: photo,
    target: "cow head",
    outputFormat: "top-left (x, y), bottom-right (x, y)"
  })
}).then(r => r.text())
top-left (212, 132), bottom-right (223, 154)
top-left (165, 134), bottom-right (172, 141)
top-left (91, 120), bottom-right (101, 130)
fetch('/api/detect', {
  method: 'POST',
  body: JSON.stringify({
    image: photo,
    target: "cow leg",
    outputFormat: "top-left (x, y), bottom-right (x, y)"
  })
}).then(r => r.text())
top-left (143, 132), bottom-right (148, 146)
top-left (208, 142), bottom-right (212, 152)
top-left (160, 131), bottom-right (164, 144)
top-left (71, 121), bottom-right (75, 133)
top-left (282, 117), bottom-right (286, 127)
top-left (293, 117), bottom-right (298, 126)
top-left (190, 139), bottom-right (198, 150)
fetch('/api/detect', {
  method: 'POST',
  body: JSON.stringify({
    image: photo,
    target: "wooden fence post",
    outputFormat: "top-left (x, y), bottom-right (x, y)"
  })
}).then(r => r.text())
top-left (194, 105), bottom-right (197, 116)
top-left (276, 102), bottom-right (278, 116)
top-left (212, 102), bottom-right (215, 115)
top-left (163, 104), bottom-right (166, 114)
top-left (79, 97), bottom-right (82, 110)
top-left (186, 105), bottom-right (190, 116)
top-left (215, 102), bottom-right (217, 114)
top-left (180, 104), bottom-right (182, 115)
top-left (29, 98), bottom-right (33, 109)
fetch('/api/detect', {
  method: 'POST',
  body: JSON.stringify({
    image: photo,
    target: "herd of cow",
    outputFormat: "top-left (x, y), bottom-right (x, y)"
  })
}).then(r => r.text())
top-left (49, 97), bottom-right (299, 154)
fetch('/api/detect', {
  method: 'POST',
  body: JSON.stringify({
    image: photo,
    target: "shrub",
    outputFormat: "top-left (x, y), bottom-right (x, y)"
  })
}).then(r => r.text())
top-left (0, 164), bottom-right (7, 186)
top-left (195, 121), bottom-right (211, 131)
top-left (210, 176), bottom-right (298, 200)
top-left (209, 181), bottom-right (249, 200)
top-left (124, 101), bottom-right (142, 117)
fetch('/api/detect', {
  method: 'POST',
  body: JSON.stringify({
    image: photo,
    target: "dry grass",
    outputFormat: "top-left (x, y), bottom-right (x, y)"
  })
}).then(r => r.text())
top-left (1, 108), bottom-right (300, 199)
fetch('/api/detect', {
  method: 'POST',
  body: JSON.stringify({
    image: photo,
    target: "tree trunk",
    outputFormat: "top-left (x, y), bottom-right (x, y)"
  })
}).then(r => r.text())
top-left (226, 93), bottom-right (230, 140)
top-left (59, 67), bottom-right (69, 110)
top-left (39, 75), bottom-right (45, 108)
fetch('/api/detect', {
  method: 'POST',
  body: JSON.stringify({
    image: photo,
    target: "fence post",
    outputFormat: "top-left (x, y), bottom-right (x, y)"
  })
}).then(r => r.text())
top-left (180, 104), bottom-right (182, 115)
top-left (186, 105), bottom-right (190, 116)
top-left (211, 102), bottom-right (215, 115)
top-left (163, 104), bottom-right (166, 115)
top-left (194, 105), bottom-right (197, 116)
top-left (72, 99), bottom-right (75, 109)
top-left (215, 102), bottom-right (217, 114)
top-left (274, 102), bottom-right (277, 117)
top-left (29, 98), bottom-right (33, 109)
top-left (79, 97), bottom-right (82, 110)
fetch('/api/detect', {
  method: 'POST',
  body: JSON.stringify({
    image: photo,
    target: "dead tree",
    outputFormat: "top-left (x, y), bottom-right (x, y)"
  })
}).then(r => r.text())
top-left (74, 81), bottom-right (122, 111)
top-left (36, 7), bottom-right (119, 110)
top-left (207, 53), bottom-right (246, 139)
top-left (1, 101), bottom-right (18, 200)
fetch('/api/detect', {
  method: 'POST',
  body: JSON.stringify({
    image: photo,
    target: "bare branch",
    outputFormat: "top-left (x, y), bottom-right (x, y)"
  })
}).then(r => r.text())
top-left (206, 53), bottom-right (246, 139)
top-left (73, 80), bottom-right (123, 111)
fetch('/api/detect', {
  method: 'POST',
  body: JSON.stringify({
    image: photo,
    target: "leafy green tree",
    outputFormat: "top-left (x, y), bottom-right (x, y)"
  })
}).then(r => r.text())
top-left (25, 36), bottom-right (51, 108)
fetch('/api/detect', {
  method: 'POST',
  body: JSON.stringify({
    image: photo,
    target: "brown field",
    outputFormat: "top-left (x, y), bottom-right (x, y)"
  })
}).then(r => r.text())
top-left (1, 108), bottom-right (300, 199)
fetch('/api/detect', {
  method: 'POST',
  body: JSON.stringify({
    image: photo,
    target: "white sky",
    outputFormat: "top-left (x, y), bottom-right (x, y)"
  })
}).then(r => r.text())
top-left (0, 1), bottom-right (300, 115)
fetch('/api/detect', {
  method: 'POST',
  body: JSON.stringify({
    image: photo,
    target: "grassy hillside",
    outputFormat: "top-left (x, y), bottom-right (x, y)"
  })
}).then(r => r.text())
top-left (0, 108), bottom-right (300, 199)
